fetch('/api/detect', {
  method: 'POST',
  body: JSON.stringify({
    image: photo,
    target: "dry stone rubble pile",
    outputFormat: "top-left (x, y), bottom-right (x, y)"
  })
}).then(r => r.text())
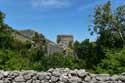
top-left (0, 68), bottom-right (124, 83)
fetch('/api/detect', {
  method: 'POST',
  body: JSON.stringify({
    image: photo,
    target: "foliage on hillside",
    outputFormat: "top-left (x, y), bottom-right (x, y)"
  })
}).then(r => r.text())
top-left (0, 11), bottom-right (85, 71)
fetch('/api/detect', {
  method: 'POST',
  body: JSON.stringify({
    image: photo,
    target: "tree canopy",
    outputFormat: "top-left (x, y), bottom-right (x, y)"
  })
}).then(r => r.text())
top-left (89, 1), bottom-right (125, 48)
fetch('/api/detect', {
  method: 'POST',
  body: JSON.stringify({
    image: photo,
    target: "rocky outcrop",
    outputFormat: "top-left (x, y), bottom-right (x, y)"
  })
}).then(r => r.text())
top-left (0, 68), bottom-right (125, 83)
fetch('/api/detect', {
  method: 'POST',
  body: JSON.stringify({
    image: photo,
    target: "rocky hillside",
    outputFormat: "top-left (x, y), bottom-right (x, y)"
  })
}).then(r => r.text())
top-left (12, 29), bottom-right (41, 41)
top-left (11, 29), bottom-right (55, 45)
top-left (18, 29), bottom-right (38, 40)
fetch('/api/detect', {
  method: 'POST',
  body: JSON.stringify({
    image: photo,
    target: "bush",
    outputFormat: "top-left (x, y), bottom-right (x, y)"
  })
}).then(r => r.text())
top-left (0, 50), bottom-right (30, 70)
top-left (34, 53), bottom-right (85, 71)
top-left (96, 48), bottom-right (125, 74)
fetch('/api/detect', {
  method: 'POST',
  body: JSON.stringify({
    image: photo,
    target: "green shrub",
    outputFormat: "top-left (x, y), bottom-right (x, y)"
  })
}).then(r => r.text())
top-left (96, 48), bottom-right (125, 74)
top-left (36, 53), bottom-right (85, 71)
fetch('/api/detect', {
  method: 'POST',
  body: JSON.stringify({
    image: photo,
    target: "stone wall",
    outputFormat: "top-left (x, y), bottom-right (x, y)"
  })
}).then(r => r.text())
top-left (0, 68), bottom-right (125, 83)
top-left (47, 42), bottom-right (64, 55)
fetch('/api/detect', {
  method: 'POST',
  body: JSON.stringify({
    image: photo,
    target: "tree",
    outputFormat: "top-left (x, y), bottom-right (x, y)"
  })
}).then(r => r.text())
top-left (89, 1), bottom-right (112, 35)
top-left (32, 32), bottom-right (46, 45)
top-left (0, 11), bottom-right (13, 49)
top-left (73, 39), bottom-right (105, 70)
top-left (89, 1), bottom-right (125, 48)
top-left (73, 41), bottom-right (80, 55)
top-left (112, 6), bottom-right (125, 45)
top-left (32, 32), bottom-right (47, 59)
top-left (0, 11), bottom-right (5, 27)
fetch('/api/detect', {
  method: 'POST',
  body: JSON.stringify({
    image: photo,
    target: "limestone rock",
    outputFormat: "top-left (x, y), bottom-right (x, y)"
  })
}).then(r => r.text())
top-left (15, 76), bottom-right (25, 82)
top-left (0, 68), bottom-right (124, 83)
top-left (84, 76), bottom-right (91, 82)
top-left (0, 73), bottom-right (4, 80)
top-left (51, 76), bottom-right (59, 82)
top-left (77, 69), bottom-right (86, 78)
top-left (0, 80), bottom-right (4, 83)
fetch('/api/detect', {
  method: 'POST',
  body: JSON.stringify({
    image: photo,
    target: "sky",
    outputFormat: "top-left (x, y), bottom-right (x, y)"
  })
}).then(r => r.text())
top-left (0, 0), bottom-right (125, 42)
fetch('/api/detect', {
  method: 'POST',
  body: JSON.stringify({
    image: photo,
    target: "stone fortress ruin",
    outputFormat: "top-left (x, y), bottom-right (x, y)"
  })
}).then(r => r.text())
top-left (47, 35), bottom-right (74, 55)
top-left (57, 35), bottom-right (74, 49)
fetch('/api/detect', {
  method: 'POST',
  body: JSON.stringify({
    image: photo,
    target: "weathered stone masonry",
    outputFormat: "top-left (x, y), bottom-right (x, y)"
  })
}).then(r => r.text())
top-left (0, 68), bottom-right (125, 83)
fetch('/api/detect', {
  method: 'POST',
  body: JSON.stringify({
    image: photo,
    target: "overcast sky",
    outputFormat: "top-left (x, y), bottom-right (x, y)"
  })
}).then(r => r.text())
top-left (0, 0), bottom-right (125, 42)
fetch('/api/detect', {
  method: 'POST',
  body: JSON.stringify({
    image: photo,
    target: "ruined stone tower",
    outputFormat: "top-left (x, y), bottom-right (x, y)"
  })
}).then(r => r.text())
top-left (47, 35), bottom-right (74, 55)
top-left (57, 35), bottom-right (74, 49)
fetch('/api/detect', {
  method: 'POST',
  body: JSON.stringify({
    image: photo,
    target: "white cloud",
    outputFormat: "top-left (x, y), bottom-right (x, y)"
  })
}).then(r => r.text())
top-left (31, 0), bottom-right (72, 8)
